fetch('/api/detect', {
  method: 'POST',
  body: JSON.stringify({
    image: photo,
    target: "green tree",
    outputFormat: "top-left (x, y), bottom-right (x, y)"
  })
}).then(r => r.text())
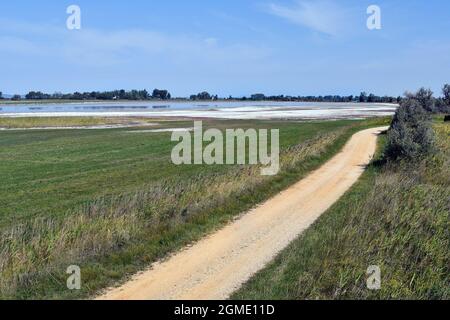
top-left (190, 91), bottom-right (212, 100)
top-left (407, 88), bottom-right (435, 112)
top-left (359, 92), bottom-right (367, 103)
top-left (152, 89), bottom-right (170, 100)
top-left (26, 91), bottom-right (49, 100)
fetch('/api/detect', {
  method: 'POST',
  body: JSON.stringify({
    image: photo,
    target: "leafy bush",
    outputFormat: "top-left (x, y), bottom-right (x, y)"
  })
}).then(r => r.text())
top-left (385, 92), bottom-right (434, 160)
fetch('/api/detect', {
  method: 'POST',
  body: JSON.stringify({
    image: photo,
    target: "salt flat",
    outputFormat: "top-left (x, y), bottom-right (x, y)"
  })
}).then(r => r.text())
top-left (0, 103), bottom-right (397, 120)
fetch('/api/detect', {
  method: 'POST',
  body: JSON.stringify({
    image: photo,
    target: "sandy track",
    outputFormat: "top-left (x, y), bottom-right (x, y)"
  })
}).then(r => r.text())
top-left (98, 126), bottom-right (388, 300)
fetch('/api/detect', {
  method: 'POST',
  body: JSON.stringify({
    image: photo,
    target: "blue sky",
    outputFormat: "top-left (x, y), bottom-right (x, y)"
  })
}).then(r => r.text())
top-left (0, 0), bottom-right (449, 97)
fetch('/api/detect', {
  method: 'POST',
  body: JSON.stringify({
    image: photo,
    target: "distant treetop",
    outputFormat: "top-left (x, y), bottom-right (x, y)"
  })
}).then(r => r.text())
top-left (1, 88), bottom-right (414, 103)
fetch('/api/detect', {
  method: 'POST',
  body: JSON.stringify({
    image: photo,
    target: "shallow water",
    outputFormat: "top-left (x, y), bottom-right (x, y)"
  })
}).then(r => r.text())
top-left (0, 101), bottom-right (397, 120)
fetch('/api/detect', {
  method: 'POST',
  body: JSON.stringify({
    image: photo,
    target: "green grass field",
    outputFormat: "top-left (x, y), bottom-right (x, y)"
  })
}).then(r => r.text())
top-left (0, 118), bottom-right (362, 227)
top-left (233, 119), bottom-right (449, 300)
top-left (0, 117), bottom-right (390, 299)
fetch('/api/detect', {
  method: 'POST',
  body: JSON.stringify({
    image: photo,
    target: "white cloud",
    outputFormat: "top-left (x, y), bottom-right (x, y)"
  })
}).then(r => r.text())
top-left (0, 19), bottom-right (272, 67)
top-left (266, 0), bottom-right (348, 36)
top-left (204, 37), bottom-right (218, 46)
top-left (0, 36), bottom-right (48, 55)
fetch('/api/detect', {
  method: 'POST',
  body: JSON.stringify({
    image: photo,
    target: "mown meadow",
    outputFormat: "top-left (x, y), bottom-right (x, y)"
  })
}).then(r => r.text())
top-left (0, 117), bottom-right (389, 299)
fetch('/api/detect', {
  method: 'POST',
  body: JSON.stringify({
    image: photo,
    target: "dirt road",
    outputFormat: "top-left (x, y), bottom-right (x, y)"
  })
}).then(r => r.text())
top-left (98, 126), bottom-right (388, 300)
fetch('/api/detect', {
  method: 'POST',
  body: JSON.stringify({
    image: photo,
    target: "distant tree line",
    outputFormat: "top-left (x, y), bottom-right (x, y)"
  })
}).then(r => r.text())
top-left (3, 88), bottom-right (450, 105)
top-left (0, 88), bottom-right (404, 103)
top-left (1, 90), bottom-right (168, 101)
top-left (2, 89), bottom-right (172, 101)
top-left (193, 92), bottom-right (401, 103)
top-left (234, 92), bottom-right (402, 103)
